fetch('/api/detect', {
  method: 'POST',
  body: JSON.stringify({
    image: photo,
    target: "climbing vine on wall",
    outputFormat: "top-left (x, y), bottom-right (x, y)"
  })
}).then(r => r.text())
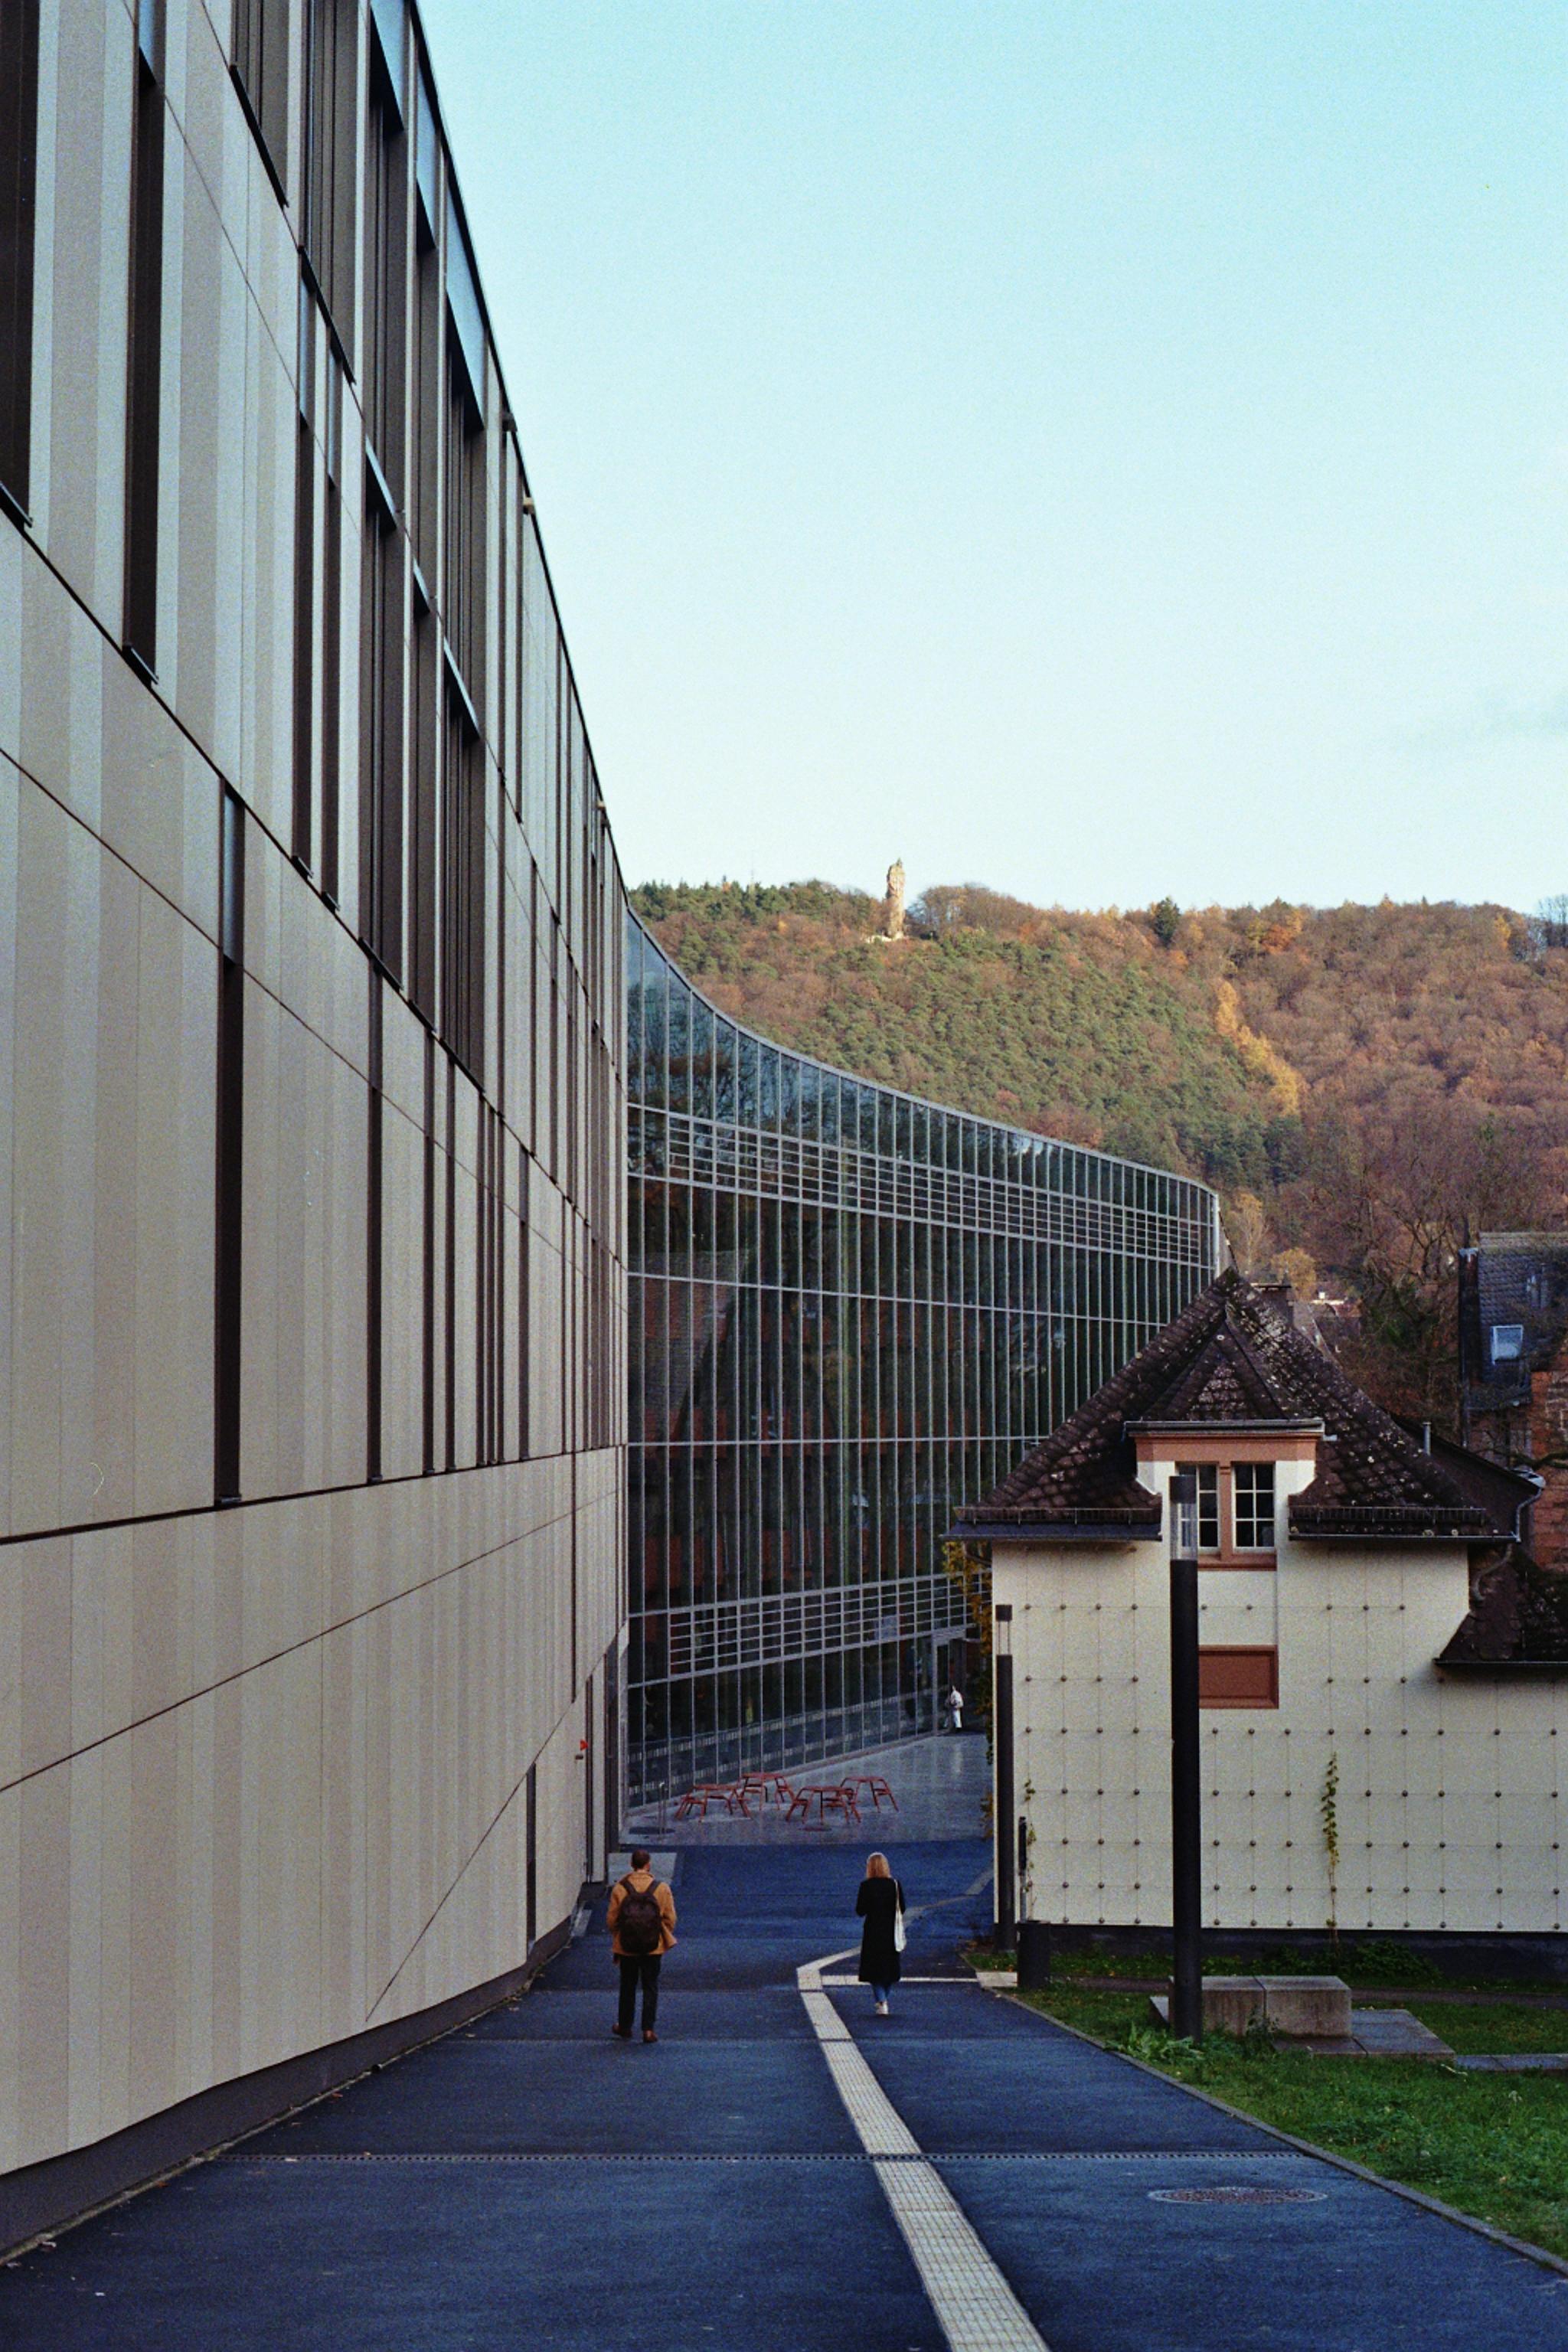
top-left (1320, 1753), bottom-right (1341, 1947)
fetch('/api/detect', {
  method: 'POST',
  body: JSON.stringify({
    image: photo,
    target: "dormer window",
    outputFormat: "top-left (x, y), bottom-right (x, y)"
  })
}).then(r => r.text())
top-left (1178, 1458), bottom-right (1279, 1563)
top-left (1233, 1462), bottom-right (1276, 1551)
top-left (1491, 1323), bottom-right (1524, 1365)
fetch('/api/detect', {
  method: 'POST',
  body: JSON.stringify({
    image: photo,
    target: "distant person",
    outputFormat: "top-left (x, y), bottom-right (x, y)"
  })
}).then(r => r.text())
top-left (608, 1849), bottom-right (676, 2043)
top-left (855, 1851), bottom-right (906, 2016)
top-left (946, 1684), bottom-right (964, 1733)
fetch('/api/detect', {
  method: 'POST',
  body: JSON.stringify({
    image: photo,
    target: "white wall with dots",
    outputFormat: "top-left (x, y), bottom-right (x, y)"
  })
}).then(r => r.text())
top-left (994, 1513), bottom-right (1566, 1936)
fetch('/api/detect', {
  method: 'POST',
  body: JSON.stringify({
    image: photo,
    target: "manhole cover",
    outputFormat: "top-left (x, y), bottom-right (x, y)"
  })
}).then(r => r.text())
top-left (1148, 2186), bottom-right (1326, 2206)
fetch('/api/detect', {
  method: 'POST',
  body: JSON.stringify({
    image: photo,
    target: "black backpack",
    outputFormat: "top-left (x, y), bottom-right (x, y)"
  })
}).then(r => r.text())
top-left (618, 1876), bottom-right (664, 1956)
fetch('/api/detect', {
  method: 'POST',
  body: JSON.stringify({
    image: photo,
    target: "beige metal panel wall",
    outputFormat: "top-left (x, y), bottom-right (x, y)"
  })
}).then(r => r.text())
top-left (995, 1535), bottom-right (1566, 1936)
top-left (1, 0), bottom-right (629, 2195)
top-left (0, 1453), bottom-right (622, 2174)
top-left (4, 553), bottom-right (219, 951)
top-left (0, 747), bottom-right (216, 1540)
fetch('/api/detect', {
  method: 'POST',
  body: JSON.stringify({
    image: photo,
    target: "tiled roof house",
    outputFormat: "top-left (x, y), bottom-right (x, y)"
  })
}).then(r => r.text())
top-left (960, 1272), bottom-right (1568, 1943)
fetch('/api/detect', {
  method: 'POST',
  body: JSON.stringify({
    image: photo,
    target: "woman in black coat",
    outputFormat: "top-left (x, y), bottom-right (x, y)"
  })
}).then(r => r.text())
top-left (855, 1851), bottom-right (905, 2015)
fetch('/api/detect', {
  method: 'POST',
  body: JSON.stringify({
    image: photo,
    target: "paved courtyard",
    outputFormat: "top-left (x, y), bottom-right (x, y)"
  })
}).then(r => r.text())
top-left (3, 1749), bottom-right (1567, 2350)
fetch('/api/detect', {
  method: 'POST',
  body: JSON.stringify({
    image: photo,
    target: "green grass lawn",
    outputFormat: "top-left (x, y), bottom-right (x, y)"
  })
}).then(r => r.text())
top-left (1402, 2001), bottom-right (1568, 2057)
top-left (966, 1936), bottom-right (1568, 1996)
top-left (1018, 1984), bottom-right (1568, 2265)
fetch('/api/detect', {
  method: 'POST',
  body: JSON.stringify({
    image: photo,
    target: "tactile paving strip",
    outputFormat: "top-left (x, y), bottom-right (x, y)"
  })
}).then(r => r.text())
top-left (798, 1955), bottom-right (1052, 2352)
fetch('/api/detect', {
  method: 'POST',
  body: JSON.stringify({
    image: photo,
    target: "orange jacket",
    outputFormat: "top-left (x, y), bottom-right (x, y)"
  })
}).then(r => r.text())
top-left (607, 1870), bottom-right (678, 1958)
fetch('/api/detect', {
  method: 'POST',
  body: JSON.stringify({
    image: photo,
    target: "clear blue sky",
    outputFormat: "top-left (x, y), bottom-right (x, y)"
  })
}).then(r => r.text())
top-left (421, 0), bottom-right (1565, 913)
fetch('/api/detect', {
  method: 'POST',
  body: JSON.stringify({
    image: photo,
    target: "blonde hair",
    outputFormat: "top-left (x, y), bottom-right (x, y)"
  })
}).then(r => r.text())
top-left (865, 1852), bottom-right (891, 1879)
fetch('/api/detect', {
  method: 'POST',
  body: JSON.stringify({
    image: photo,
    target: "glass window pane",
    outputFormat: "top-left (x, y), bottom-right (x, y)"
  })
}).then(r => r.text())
top-left (665, 969), bottom-right (690, 1115)
top-left (690, 994), bottom-right (714, 1119)
top-left (714, 1019), bottom-right (737, 1122)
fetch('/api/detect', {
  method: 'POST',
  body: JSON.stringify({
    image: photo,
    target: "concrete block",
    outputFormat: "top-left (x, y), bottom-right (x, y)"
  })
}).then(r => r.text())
top-left (1259, 1975), bottom-right (1352, 2037)
top-left (1149, 1976), bottom-right (1266, 2034)
top-left (1150, 1974), bottom-right (1353, 2038)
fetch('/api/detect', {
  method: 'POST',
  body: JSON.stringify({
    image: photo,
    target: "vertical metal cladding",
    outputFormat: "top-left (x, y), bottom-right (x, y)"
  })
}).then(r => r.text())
top-left (0, 0), bottom-right (629, 2200)
top-left (625, 917), bottom-right (1220, 1802)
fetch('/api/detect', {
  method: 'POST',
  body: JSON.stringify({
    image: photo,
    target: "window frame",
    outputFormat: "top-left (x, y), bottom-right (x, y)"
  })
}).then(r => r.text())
top-left (1230, 1460), bottom-right (1276, 1553)
top-left (0, 0), bottom-right (41, 522)
top-left (1174, 1455), bottom-right (1280, 1566)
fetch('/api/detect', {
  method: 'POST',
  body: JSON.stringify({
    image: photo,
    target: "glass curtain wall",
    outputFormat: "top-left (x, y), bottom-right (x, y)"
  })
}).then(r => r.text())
top-left (626, 914), bottom-right (1221, 1802)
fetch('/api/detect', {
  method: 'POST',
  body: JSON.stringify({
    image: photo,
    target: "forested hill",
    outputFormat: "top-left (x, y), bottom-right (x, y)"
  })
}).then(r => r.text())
top-left (632, 879), bottom-right (1568, 1424)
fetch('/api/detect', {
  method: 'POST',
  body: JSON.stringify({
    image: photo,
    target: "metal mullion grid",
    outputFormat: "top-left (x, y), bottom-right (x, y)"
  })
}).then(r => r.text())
top-left (625, 991), bottom-right (1220, 1797)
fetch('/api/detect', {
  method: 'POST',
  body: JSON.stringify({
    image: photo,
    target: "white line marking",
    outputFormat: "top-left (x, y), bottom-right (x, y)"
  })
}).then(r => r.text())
top-left (819, 1973), bottom-right (984, 1986)
top-left (799, 1955), bottom-right (1051, 2352)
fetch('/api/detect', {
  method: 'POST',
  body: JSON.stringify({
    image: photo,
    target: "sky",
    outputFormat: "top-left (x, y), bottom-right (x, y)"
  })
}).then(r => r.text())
top-left (419, 0), bottom-right (1566, 915)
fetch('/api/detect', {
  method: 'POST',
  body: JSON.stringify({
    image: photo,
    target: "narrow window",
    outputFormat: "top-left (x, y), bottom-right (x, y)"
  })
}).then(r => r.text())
top-left (231, 0), bottom-right (289, 196)
top-left (421, 1028), bottom-right (436, 1475)
top-left (290, 411), bottom-right (315, 866)
top-left (443, 348), bottom-right (484, 703)
top-left (475, 1102), bottom-right (488, 1463)
top-left (366, 976), bottom-right (384, 1481)
top-left (362, 21), bottom-right (407, 498)
top-left (441, 687), bottom-right (483, 1083)
top-left (485, 1106), bottom-right (503, 1465)
top-left (524, 1764), bottom-right (537, 1951)
top-left (583, 1677), bottom-right (595, 1879)
top-left (409, 155), bottom-right (440, 581)
top-left (1180, 1462), bottom-right (1220, 1553)
top-left (318, 365), bottom-right (343, 903)
top-left (0, 0), bottom-right (41, 520)
top-left (123, 0), bottom-right (166, 677)
top-left (444, 1053), bottom-right (456, 1471)
top-left (409, 597), bottom-right (439, 1021)
top-left (302, 0), bottom-right (357, 351)
top-left (359, 469), bottom-right (404, 978)
top-left (518, 1140), bottom-right (531, 1459)
top-left (214, 791), bottom-right (247, 1503)
top-left (1232, 1462), bottom-right (1276, 1552)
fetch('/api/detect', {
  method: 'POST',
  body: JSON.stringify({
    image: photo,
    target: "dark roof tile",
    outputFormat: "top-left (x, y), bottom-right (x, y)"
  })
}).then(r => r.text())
top-left (959, 1269), bottom-right (1504, 1540)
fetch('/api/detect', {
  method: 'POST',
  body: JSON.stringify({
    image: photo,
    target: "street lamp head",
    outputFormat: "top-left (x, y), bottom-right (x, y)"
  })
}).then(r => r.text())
top-left (1169, 1469), bottom-right (1198, 1564)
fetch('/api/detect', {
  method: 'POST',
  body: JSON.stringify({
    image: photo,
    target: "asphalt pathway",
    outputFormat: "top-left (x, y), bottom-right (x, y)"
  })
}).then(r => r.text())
top-left (2, 1831), bottom-right (1567, 2349)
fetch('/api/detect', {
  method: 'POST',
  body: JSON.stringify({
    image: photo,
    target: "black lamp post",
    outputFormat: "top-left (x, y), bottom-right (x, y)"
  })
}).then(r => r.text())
top-left (994, 1602), bottom-right (1015, 1952)
top-left (1168, 1471), bottom-right (1203, 2043)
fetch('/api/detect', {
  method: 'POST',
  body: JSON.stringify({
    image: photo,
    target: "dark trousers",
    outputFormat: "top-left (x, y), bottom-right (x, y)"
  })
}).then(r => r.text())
top-left (617, 1953), bottom-right (662, 2033)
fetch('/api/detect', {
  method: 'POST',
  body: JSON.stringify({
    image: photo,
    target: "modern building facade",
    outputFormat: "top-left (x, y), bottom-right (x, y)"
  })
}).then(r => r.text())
top-left (0, 0), bottom-right (1221, 2245)
top-left (1, 0), bottom-right (625, 2231)
top-left (626, 918), bottom-right (1221, 1802)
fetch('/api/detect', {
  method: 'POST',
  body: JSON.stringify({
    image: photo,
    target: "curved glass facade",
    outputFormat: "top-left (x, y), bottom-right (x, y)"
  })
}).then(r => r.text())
top-left (626, 916), bottom-right (1221, 1802)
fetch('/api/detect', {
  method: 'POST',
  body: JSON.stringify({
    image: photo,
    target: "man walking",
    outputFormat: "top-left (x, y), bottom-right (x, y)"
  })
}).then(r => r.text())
top-left (608, 1848), bottom-right (676, 2043)
top-left (946, 1682), bottom-right (965, 1733)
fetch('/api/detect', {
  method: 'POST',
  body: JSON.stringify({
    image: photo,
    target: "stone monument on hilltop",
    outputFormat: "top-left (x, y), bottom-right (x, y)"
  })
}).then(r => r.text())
top-left (871, 859), bottom-right (908, 944)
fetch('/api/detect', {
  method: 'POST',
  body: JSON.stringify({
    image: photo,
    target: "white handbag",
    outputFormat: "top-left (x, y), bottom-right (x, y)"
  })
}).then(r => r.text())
top-left (892, 1886), bottom-right (906, 1953)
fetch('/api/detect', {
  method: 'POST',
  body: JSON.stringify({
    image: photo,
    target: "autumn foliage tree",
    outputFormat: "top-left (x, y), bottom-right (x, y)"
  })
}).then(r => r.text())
top-left (632, 879), bottom-right (1568, 1423)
